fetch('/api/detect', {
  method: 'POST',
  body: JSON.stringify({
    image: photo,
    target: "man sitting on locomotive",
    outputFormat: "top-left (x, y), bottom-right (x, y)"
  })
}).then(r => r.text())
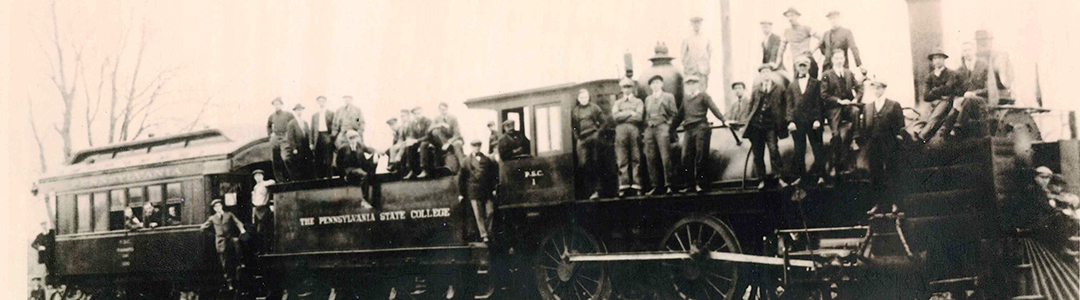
top-left (201, 199), bottom-right (247, 291)
top-left (497, 119), bottom-right (531, 161)
top-left (572, 89), bottom-right (609, 199)
top-left (430, 102), bottom-right (465, 174)
top-left (404, 106), bottom-right (434, 179)
top-left (820, 51), bottom-right (862, 178)
top-left (860, 78), bottom-right (905, 215)
top-left (459, 139), bottom-right (498, 242)
top-left (917, 48), bottom-right (961, 143)
top-left (337, 130), bottom-right (380, 186)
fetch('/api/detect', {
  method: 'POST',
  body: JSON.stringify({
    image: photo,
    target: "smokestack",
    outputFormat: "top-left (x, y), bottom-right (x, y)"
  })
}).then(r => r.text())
top-left (906, 0), bottom-right (944, 106)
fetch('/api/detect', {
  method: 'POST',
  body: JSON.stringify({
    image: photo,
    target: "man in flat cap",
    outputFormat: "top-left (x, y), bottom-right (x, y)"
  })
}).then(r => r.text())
top-left (250, 169), bottom-right (275, 254)
top-left (727, 82), bottom-right (752, 124)
top-left (459, 139), bottom-right (498, 241)
top-left (266, 97), bottom-right (295, 182)
top-left (612, 78), bottom-right (645, 196)
top-left (682, 16), bottom-right (712, 90)
top-left (746, 64), bottom-right (789, 188)
top-left (337, 130), bottom-right (379, 193)
top-left (820, 51), bottom-right (862, 177)
top-left (860, 78), bottom-right (904, 214)
top-left (819, 11), bottom-right (863, 74)
top-left (761, 20), bottom-right (784, 72)
top-left (917, 48), bottom-right (960, 142)
top-left (333, 95), bottom-right (365, 149)
top-left (405, 106), bottom-right (433, 179)
top-left (432, 102), bottom-right (464, 173)
top-left (310, 96), bottom-right (336, 178)
top-left (780, 8), bottom-right (820, 80)
top-left (497, 119), bottom-right (530, 162)
top-left (201, 199), bottom-right (246, 291)
top-left (283, 103), bottom-right (313, 181)
top-left (785, 55), bottom-right (826, 185)
top-left (680, 75), bottom-right (728, 192)
top-left (572, 89), bottom-right (608, 199)
top-left (643, 75), bottom-right (678, 195)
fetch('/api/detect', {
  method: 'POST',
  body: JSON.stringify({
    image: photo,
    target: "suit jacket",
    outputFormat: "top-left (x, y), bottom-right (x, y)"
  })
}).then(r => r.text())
top-left (744, 81), bottom-right (787, 138)
top-left (310, 109), bottom-right (335, 144)
top-left (332, 104), bottom-right (365, 138)
top-left (200, 211), bottom-right (244, 253)
top-left (925, 68), bottom-right (960, 101)
top-left (820, 26), bottom-right (862, 68)
top-left (860, 99), bottom-right (904, 146)
top-left (407, 116), bottom-right (432, 141)
top-left (957, 59), bottom-right (989, 96)
top-left (498, 131), bottom-right (531, 160)
top-left (284, 117), bottom-right (312, 158)
top-left (785, 76), bottom-right (825, 125)
top-left (820, 68), bottom-right (861, 108)
top-left (336, 143), bottom-right (377, 175)
top-left (458, 152), bottom-right (498, 200)
top-left (762, 33), bottom-right (783, 65)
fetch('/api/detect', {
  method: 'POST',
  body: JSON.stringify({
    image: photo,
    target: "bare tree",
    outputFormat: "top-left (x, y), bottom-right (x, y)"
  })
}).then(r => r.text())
top-left (39, 1), bottom-right (83, 161)
top-left (28, 95), bottom-right (48, 173)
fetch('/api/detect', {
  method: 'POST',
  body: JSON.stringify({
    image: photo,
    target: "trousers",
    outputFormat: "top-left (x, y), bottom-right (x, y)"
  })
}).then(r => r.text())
top-left (748, 126), bottom-right (782, 180)
top-left (789, 122), bottom-right (826, 180)
top-left (312, 132), bottom-right (334, 178)
top-left (827, 106), bottom-right (858, 174)
top-left (681, 123), bottom-right (711, 188)
top-left (615, 124), bottom-right (642, 190)
top-left (270, 135), bottom-right (288, 181)
top-left (577, 133), bottom-right (603, 195)
top-left (918, 99), bottom-right (953, 141)
top-left (643, 123), bottom-right (674, 190)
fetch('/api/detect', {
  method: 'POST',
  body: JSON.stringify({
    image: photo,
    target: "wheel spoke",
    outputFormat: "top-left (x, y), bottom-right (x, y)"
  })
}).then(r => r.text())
top-left (686, 224), bottom-right (693, 246)
top-left (705, 271), bottom-right (734, 284)
top-left (575, 279), bottom-right (595, 300)
top-left (703, 230), bottom-right (716, 249)
top-left (704, 278), bottom-right (727, 297)
top-left (675, 227), bottom-right (687, 251)
top-left (572, 282), bottom-right (583, 300)
top-left (696, 223), bottom-right (703, 245)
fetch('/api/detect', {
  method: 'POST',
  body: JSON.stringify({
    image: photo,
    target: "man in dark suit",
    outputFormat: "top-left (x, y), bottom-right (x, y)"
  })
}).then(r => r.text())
top-left (820, 11), bottom-right (863, 74)
top-left (498, 119), bottom-right (531, 161)
top-left (761, 20), bottom-right (784, 71)
top-left (405, 107), bottom-right (433, 179)
top-left (859, 79), bottom-right (905, 214)
top-left (746, 65), bottom-right (788, 188)
top-left (459, 139), bottom-right (498, 242)
top-left (819, 51), bottom-right (862, 176)
top-left (336, 130), bottom-right (379, 189)
top-left (201, 199), bottom-right (246, 291)
top-left (309, 96), bottom-right (335, 178)
top-left (944, 42), bottom-right (991, 139)
top-left (917, 48), bottom-right (960, 142)
top-left (572, 88), bottom-right (608, 199)
top-left (283, 103), bottom-right (313, 181)
top-left (785, 55), bottom-right (827, 185)
top-left (266, 97), bottom-right (295, 181)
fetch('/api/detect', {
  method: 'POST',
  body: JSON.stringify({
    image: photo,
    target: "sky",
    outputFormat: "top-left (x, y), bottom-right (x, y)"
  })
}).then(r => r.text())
top-left (4, 0), bottom-right (1080, 297)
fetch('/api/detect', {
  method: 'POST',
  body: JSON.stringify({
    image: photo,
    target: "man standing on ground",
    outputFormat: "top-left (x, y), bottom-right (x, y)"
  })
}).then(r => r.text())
top-left (613, 79), bottom-right (645, 196)
top-left (643, 75), bottom-right (678, 195)
top-left (201, 199), bottom-right (246, 291)
top-left (680, 75), bottom-right (728, 193)
top-left (266, 97), bottom-right (295, 182)
top-left (682, 17), bottom-right (712, 90)
top-left (572, 89), bottom-right (608, 199)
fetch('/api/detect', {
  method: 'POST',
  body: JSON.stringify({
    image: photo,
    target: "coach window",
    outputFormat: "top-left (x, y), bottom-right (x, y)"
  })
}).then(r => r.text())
top-left (148, 185), bottom-right (164, 205)
top-left (76, 194), bottom-right (92, 233)
top-left (109, 189), bottom-right (127, 230)
top-left (165, 182), bottom-right (183, 224)
top-left (57, 194), bottom-right (76, 235)
top-left (534, 104), bottom-right (563, 154)
top-left (92, 192), bottom-right (109, 232)
top-left (128, 187), bottom-right (146, 217)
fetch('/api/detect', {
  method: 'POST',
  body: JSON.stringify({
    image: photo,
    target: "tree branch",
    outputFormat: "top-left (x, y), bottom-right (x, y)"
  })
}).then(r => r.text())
top-left (28, 94), bottom-right (48, 173)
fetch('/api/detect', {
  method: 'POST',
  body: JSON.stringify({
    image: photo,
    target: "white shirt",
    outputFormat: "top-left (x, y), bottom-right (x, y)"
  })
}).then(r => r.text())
top-left (932, 66), bottom-right (945, 76)
top-left (963, 58), bottom-right (976, 71)
top-left (798, 76), bottom-right (809, 94)
top-left (252, 179), bottom-right (275, 206)
top-left (314, 108), bottom-right (330, 132)
top-left (873, 97), bottom-right (886, 112)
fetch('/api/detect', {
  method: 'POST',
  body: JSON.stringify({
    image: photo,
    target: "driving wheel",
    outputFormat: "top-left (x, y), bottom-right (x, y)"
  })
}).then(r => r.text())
top-left (660, 215), bottom-right (743, 300)
top-left (534, 226), bottom-right (610, 300)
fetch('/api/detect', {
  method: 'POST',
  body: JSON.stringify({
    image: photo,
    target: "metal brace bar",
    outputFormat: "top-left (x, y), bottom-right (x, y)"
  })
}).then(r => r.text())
top-left (566, 251), bottom-right (816, 268)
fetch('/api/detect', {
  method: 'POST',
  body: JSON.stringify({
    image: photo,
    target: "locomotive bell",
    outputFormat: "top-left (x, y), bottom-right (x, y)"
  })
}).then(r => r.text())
top-left (637, 42), bottom-right (685, 106)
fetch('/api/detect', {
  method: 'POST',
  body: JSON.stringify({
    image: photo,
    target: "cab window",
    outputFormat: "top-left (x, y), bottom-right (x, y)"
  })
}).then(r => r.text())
top-left (534, 104), bottom-right (563, 153)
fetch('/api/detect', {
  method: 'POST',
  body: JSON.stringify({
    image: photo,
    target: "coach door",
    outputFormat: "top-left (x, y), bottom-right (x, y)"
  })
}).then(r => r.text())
top-left (208, 174), bottom-right (254, 224)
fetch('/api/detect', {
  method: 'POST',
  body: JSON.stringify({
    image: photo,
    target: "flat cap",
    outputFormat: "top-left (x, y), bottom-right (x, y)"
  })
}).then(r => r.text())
top-left (470, 139), bottom-right (483, 146)
top-left (211, 199), bottom-right (223, 207)
top-left (346, 130), bottom-right (360, 137)
top-left (684, 75), bottom-right (701, 83)
top-left (783, 7), bottom-right (801, 17)
top-left (411, 106), bottom-right (423, 112)
top-left (1050, 174), bottom-right (1068, 186)
top-left (826, 10), bottom-right (841, 18)
top-left (648, 75), bottom-right (665, 84)
top-left (794, 55), bottom-right (812, 65)
top-left (271, 97), bottom-right (283, 104)
top-left (757, 64), bottom-right (774, 72)
top-left (690, 16), bottom-right (703, 22)
top-left (1036, 166), bottom-right (1053, 176)
top-left (386, 118), bottom-right (398, 124)
top-left (760, 20), bottom-right (773, 25)
top-left (502, 120), bottom-right (516, 126)
top-left (252, 169), bottom-right (265, 175)
top-left (619, 78), bottom-right (635, 87)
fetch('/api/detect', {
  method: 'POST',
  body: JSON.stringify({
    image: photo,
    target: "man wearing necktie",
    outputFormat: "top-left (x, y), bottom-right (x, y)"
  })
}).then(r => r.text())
top-left (746, 65), bottom-right (789, 188)
top-left (309, 96), bottom-right (336, 178)
top-left (284, 103), bottom-right (314, 181)
top-left (820, 51), bottom-right (862, 177)
top-left (785, 55), bottom-right (826, 185)
top-left (859, 79), bottom-right (904, 214)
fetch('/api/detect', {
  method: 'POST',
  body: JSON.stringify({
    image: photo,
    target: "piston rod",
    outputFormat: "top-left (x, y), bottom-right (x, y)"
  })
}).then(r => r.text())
top-left (566, 251), bottom-right (815, 268)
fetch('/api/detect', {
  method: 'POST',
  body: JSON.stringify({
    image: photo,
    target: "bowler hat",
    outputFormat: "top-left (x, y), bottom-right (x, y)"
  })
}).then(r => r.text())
top-left (783, 7), bottom-right (801, 17)
top-left (758, 64), bottom-right (774, 72)
top-left (648, 75), bottom-right (665, 84)
top-left (927, 47), bottom-right (949, 60)
top-left (731, 82), bottom-right (746, 89)
top-left (293, 103), bottom-right (305, 110)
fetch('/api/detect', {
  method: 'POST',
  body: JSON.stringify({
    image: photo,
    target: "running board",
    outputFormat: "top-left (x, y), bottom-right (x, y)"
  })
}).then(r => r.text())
top-left (566, 251), bottom-right (815, 268)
